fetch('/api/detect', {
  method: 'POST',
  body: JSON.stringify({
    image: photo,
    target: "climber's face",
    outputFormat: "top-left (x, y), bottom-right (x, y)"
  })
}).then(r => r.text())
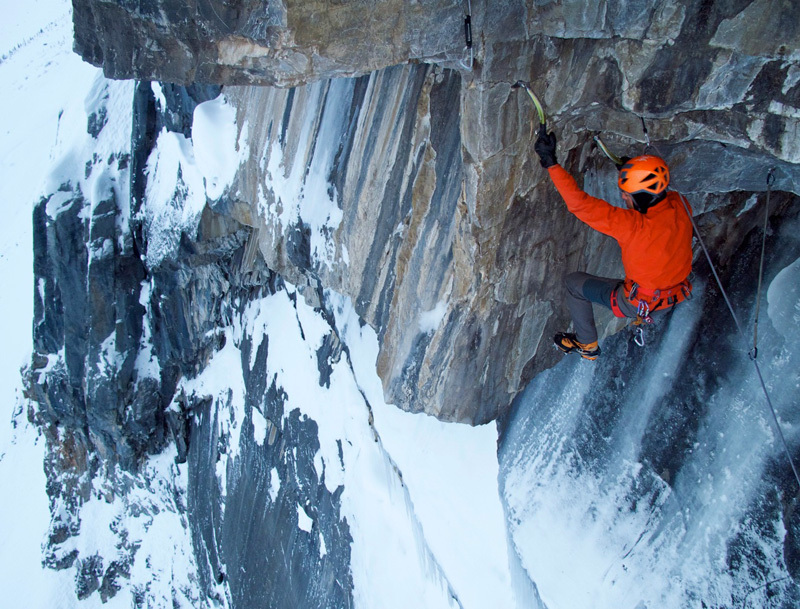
top-left (621, 191), bottom-right (635, 210)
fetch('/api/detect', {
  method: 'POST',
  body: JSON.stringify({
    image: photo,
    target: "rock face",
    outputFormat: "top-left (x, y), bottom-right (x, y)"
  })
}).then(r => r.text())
top-left (50, 5), bottom-right (800, 421)
top-left (221, 64), bottom-right (477, 419)
top-left (65, 1), bottom-right (800, 423)
top-left (177, 0), bottom-right (799, 424)
top-left (72, 0), bottom-right (469, 86)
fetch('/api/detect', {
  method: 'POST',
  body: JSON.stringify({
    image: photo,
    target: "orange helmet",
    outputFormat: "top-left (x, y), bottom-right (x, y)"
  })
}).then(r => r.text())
top-left (617, 155), bottom-right (670, 195)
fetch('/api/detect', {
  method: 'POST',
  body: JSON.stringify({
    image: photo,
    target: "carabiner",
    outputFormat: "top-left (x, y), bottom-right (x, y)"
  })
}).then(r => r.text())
top-left (636, 300), bottom-right (653, 323)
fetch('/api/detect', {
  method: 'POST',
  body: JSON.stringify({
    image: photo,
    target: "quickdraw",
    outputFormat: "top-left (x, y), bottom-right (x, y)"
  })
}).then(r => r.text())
top-left (631, 301), bottom-right (652, 347)
top-left (632, 320), bottom-right (646, 347)
top-left (636, 299), bottom-right (653, 323)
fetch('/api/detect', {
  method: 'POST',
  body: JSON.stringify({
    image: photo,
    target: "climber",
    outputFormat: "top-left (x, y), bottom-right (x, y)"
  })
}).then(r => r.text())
top-left (534, 129), bottom-right (693, 360)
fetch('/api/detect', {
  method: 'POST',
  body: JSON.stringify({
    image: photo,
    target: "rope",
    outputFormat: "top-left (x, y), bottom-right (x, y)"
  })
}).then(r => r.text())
top-left (677, 190), bottom-right (800, 490)
top-left (751, 169), bottom-right (775, 358)
top-left (741, 575), bottom-right (794, 608)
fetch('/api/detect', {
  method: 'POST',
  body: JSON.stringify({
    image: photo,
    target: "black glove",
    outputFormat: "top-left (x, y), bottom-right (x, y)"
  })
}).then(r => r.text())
top-left (534, 129), bottom-right (558, 168)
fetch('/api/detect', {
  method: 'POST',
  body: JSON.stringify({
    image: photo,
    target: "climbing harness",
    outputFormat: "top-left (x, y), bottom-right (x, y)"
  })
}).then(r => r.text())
top-left (677, 180), bottom-right (800, 491)
top-left (609, 278), bottom-right (693, 347)
top-left (624, 278), bottom-right (693, 315)
top-left (611, 279), bottom-right (692, 347)
top-left (611, 278), bottom-right (692, 347)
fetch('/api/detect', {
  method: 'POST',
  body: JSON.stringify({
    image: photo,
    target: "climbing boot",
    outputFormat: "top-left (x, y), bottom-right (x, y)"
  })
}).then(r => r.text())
top-left (553, 332), bottom-right (601, 360)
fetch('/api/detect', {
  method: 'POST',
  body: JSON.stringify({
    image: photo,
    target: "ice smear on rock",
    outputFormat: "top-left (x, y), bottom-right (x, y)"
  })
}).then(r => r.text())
top-left (259, 80), bottom-right (349, 271)
top-left (767, 256), bottom-right (800, 343)
top-left (192, 96), bottom-right (249, 201)
top-left (500, 270), bottom-right (800, 608)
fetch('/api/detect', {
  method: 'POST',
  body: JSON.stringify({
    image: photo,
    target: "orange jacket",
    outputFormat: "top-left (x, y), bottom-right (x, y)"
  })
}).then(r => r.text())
top-left (548, 164), bottom-right (693, 290)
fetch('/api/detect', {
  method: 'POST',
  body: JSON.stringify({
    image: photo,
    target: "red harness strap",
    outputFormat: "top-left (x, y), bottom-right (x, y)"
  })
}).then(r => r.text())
top-left (623, 277), bottom-right (693, 314)
top-left (610, 288), bottom-right (626, 318)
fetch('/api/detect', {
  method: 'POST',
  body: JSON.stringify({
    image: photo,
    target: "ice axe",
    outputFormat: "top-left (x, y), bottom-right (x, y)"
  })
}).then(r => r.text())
top-left (512, 80), bottom-right (547, 139)
top-left (593, 135), bottom-right (625, 167)
top-left (595, 117), bottom-right (655, 169)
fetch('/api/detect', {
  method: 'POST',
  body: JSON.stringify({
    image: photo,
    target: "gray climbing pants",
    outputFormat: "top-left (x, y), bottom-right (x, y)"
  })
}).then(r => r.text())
top-left (565, 271), bottom-right (644, 344)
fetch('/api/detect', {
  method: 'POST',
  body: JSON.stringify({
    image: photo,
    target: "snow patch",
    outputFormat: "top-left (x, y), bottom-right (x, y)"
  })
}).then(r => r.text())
top-left (785, 64), bottom-right (800, 96)
top-left (269, 468), bottom-right (281, 502)
top-left (329, 290), bottom-right (517, 609)
top-left (142, 127), bottom-right (206, 266)
top-left (297, 504), bottom-right (313, 532)
top-left (736, 193), bottom-right (758, 217)
top-left (180, 329), bottom-right (247, 494)
top-left (769, 100), bottom-right (800, 119)
top-left (418, 300), bottom-right (448, 334)
top-left (97, 331), bottom-right (121, 375)
top-left (192, 95), bottom-right (249, 200)
top-left (202, 283), bottom-right (514, 607)
top-left (150, 81), bottom-right (167, 112)
top-left (141, 93), bottom-right (249, 267)
top-left (133, 280), bottom-right (160, 382)
top-left (252, 407), bottom-right (268, 446)
top-left (747, 117), bottom-right (765, 143)
top-left (45, 189), bottom-right (76, 219)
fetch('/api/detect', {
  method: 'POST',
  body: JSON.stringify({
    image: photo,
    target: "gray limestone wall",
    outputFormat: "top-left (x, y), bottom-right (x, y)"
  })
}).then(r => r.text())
top-left (190, 0), bottom-right (800, 423)
top-left (61, 0), bottom-right (800, 424)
